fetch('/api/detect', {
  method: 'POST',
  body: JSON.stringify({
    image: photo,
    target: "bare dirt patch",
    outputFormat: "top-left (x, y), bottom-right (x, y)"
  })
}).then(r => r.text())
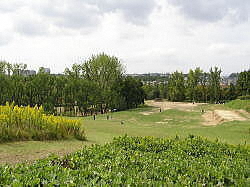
top-left (147, 100), bottom-right (205, 111)
top-left (140, 100), bottom-right (205, 115)
top-left (140, 109), bottom-right (159, 115)
top-left (202, 110), bottom-right (246, 126)
top-left (0, 140), bottom-right (92, 165)
top-left (155, 121), bottom-right (168, 124)
top-left (236, 110), bottom-right (250, 119)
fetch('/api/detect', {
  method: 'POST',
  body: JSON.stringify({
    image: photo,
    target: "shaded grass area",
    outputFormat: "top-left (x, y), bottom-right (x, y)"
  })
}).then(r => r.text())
top-left (0, 103), bottom-right (250, 165)
top-left (0, 139), bottom-right (93, 165)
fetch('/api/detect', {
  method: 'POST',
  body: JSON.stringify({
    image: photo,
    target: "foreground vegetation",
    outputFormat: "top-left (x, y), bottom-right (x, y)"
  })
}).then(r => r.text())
top-left (0, 103), bottom-right (85, 142)
top-left (0, 136), bottom-right (249, 186)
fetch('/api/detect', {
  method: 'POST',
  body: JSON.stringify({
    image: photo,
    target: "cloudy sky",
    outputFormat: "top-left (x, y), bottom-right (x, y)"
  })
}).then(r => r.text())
top-left (0, 0), bottom-right (249, 74)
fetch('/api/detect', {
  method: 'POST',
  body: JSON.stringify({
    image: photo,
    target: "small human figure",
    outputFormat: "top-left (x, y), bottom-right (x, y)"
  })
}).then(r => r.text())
top-left (107, 115), bottom-right (109, 120)
top-left (120, 121), bottom-right (124, 125)
top-left (160, 108), bottom-right (162, 112)
top-left (93, 114), bottom-right (96, 120)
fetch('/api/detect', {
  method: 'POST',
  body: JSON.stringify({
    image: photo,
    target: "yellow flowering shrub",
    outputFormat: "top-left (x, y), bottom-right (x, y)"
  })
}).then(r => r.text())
top-left (0, 102), bottom-right (86, 142)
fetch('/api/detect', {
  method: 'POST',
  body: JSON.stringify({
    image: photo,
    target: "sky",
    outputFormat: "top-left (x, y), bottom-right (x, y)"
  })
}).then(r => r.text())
top-left (0, 0), bottom-right (249, 75)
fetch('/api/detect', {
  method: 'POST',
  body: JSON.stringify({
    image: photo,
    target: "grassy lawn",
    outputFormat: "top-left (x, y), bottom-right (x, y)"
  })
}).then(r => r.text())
top-left (83, 105), bottom-right (250, 145)
top-left (0, 103), bottom-right (249, 165)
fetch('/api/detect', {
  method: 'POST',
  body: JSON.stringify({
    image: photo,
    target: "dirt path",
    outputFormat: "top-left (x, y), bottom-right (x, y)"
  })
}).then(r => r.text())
top-left (143, 100), bottom-right (248, 126)
top-left (203, 110), bottom-right (247, 126)
top-left (141, 100), bottom-right (205, 115)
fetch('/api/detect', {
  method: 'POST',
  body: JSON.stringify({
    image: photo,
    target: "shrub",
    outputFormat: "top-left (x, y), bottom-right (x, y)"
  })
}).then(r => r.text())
top-left (0, 102), bottom-right (86, 143)
top-left (0, 136), bottom-right (249, 186)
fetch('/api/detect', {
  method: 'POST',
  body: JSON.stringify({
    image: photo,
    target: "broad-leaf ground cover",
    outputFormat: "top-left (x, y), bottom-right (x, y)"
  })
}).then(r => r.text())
top-left (0, 136), bottom-right (249, 186)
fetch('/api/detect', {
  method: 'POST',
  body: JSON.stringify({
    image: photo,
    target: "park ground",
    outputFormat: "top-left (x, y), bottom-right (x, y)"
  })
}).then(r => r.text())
top-left (0, 100), bottom-right (249, 165)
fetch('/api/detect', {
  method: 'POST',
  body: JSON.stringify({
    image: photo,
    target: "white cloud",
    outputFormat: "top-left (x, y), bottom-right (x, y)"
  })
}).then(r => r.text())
top-left (0, 0), bottom-right (249, 74)
top-left (167, 0), bottom-right (250, 24)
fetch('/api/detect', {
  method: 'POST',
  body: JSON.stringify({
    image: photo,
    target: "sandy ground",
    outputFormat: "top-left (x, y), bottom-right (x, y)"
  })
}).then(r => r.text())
top-left (202, 110), bottom-right (247, 126)
top-left (141, 100), bottom-right (205, 115)
top-left (143, 100), bottom-right (248, 126)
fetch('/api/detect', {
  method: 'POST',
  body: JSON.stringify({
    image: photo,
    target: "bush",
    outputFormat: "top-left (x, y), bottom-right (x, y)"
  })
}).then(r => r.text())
top-left (0, 102), bottom-right (86, 143)
top-left (0, 136), bottom-right (249, 186)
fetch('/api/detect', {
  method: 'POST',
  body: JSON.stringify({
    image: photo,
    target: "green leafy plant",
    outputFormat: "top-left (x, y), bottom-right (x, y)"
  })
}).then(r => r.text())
top-left (0, 136), bottom-right (249, 186)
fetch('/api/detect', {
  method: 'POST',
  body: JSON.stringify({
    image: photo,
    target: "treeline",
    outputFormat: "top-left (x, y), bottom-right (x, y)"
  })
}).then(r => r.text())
top-left (0, 54), bottom-right (145, 114)
top-left (143, 67), bottom-right (250, 103)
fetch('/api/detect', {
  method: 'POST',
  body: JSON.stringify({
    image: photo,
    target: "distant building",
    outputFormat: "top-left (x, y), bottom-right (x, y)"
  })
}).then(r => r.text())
top-left (44, 68), bottom-right (50, 74)
top-left (221, 73), bottom-right (238, 86)
top-left (39, 67), bottom-right (51, 74)
top-left (20, 70), bottom-right (36, 76)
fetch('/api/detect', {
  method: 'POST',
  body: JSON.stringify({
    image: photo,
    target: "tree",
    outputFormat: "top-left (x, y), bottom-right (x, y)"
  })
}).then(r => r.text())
top-left (236, 70), bottom-right (250, 96)
top-left (0, 61), bottom-right (6, 74)
top-left (208, 67), bottom-right (222, 103)
top-left (120, 77), bottom-right (145, 109)
top-left (0, 56), bottom-right (146, 114)
top-left (199, 72), bottom-right (209, 102)
top-left (82, 53), bottom-right (125, 112)
top-left (186, 68), bottom-right (203, 102)
top-left (167, 71), bottom-right (185, 101)
top-left (223, 83), bottom-right (237, 101)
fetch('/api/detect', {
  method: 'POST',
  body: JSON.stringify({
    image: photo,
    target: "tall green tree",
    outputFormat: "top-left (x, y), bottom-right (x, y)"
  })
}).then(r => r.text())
top-left (208, 67), bottom-right (222, 103)
top-left (236, 70), bottom-right (250, 96)
top-left (82, 53), bottom-right (125, 112)
top-left (186, 68), bottom-right (203, 102)
top-left (223, 83), bottom-right (237, 101)
top-left (167, 71), bottom-right (185, 101)
top-left (120, 77), bottom-right (145, 109)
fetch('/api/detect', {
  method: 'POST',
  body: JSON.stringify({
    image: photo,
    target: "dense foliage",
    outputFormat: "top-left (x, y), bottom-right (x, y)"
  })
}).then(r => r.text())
top-left (0, 136), bottom-right (249, 186)
top-left (142, 68), bottom-right (250, 103)
top-left (0, 103), bottom-right (85, 142)
top-left (0, 54), bottom-right (145, 114)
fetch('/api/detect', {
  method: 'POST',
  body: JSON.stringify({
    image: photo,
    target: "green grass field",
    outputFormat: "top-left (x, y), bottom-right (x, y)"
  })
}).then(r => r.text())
top-left (225, 99), bottom-right (250, 112)
top-left (83, 105), bottom-right (250, 145)
top-left (0, 102), bottom-right (249, 165)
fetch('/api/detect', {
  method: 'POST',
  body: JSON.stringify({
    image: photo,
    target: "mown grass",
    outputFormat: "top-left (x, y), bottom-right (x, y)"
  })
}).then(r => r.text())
top-left (225, 99), bottom-right (250, 112)
top-left (83, 105), bottom-right (250, 145)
